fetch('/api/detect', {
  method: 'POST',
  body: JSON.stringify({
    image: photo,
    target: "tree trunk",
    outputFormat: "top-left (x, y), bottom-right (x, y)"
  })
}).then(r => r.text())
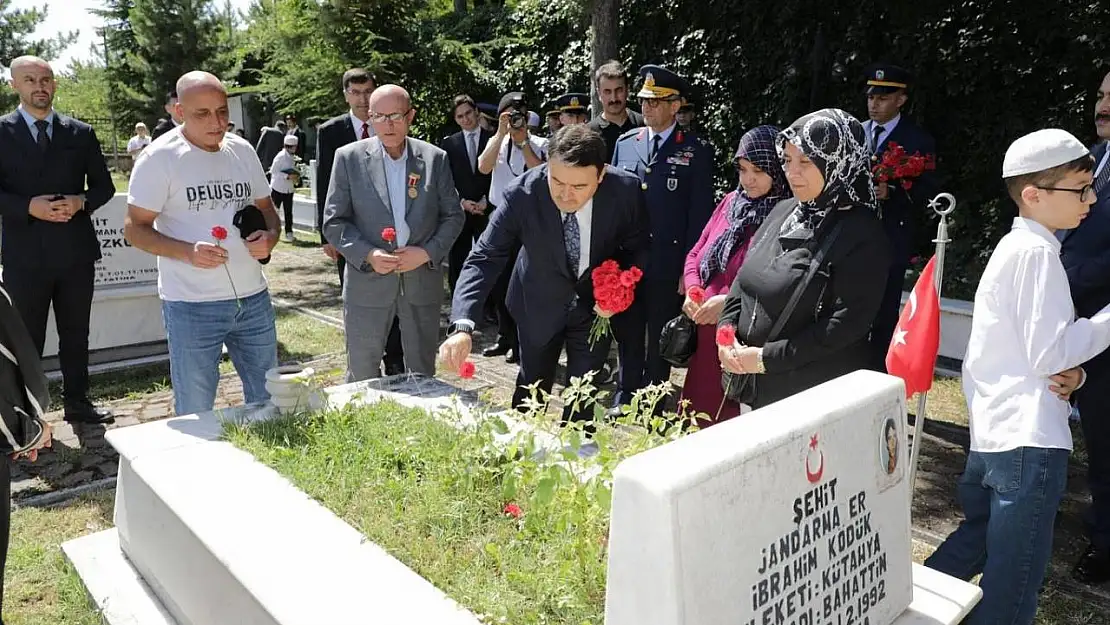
top-left (454, 0), bottom-right (468, 14)
top-left (590, 0), bottom-right (619, 116)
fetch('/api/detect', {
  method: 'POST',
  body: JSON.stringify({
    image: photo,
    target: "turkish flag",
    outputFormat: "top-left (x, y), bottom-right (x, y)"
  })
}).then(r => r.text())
top-left (886, 255), bottom-right (941, 398)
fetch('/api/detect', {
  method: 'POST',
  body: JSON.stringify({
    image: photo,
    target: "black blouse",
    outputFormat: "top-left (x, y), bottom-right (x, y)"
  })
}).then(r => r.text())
top-left (718, 199), bottom-right (890, 408)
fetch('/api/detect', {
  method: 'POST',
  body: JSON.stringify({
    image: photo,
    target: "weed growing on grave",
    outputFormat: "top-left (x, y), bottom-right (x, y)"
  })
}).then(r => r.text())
top-left (225, 377), bottom-right (694, 624)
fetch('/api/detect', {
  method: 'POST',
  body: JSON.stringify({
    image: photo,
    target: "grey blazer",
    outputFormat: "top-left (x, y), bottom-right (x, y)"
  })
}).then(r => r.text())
top-left (322, 137), bottom-right (463, 306)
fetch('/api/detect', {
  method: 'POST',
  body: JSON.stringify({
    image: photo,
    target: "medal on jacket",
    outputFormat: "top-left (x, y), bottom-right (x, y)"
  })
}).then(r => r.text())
top-left (407, 173), bottom-right (420, 199)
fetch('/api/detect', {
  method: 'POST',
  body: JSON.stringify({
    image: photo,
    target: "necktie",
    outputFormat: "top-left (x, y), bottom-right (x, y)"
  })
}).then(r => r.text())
top-left (649, 134), bottom-right (661, 161)
top-left (35, 120), bottom-right (50, 152)
top-left (1095, 159), bottom-right (1110, 196)
top-left (564, 212), bottom-right (581, 278)
top-left (871, 124), bottom-right (884, 152)
top-left (360, 123), bottom-right (369, 140)
top-left (467, 133), bottom-right (477, 172)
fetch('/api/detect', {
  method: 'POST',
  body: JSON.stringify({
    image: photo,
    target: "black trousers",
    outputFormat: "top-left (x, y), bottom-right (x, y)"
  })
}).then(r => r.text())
top-left (0, 457), bottom-right (9, 618)
top-left (4, 263), bottom-right (95, 404)
top-left (612, 277), bottom-right (682, 406)
top-left (336, 253), bottom-right (403, 371)
top-left (869, 261), bottom-right (907, 371)
top-left (448, 212), bottom-right (487, 295)
top-left (511, 302), bottom-right (611, 429)
top-left (1076, 364), bottom-right (1110, 551)
top-left (271, 190), bottom-right (294, 234)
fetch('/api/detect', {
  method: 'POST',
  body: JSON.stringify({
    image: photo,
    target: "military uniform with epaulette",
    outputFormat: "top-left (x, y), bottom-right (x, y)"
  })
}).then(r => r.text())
top-left (609, 65), bottom-right (716, 412)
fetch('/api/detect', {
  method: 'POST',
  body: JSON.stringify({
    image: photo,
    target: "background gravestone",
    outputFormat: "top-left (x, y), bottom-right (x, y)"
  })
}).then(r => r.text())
top-left (606, 370), bottom-right (913, 625)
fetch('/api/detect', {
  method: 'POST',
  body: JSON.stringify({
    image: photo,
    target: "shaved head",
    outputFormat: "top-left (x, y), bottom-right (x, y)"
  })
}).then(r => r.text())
top-left (9, 56), bottom-right (56, 115)
top-left (175, 71), bottom-right (230, 152)
top-left (369, 84), bottom-right (415, 157)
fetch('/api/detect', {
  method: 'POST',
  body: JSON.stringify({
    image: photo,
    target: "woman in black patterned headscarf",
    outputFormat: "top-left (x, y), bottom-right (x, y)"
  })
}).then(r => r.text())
top-left (715, 109), bottom-right (890, 410)
top-left (679, 125), bottom-right (788, 425)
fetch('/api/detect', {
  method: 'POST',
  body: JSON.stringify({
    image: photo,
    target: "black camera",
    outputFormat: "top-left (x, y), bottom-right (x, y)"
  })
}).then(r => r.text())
top-left (508, 110), bottom-right (527, 130)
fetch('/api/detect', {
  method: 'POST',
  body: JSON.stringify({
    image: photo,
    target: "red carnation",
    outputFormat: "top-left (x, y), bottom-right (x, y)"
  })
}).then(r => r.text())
top-left (688, 285), bottom-right (707, 305)
top-left (381, 227), bottom-right (397, 244)
top-left (716, 324), bottom-right (737, 347)
top-left (901, 180), bottom-right (914, 190)
top-left (459, 360), bottom-right (475, 379)
top-left (627, 266), bottom-right (643, 282)
top-left (503, 503), bottom-right (522, 518)
top-left (211, 226), bottom-right (228, 242)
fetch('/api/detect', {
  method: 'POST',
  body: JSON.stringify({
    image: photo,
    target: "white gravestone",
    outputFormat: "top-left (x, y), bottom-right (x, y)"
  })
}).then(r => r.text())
top-left (93, 197), bottom-right (159, 286)
top-left (606, 370), bottom-right (917, 625)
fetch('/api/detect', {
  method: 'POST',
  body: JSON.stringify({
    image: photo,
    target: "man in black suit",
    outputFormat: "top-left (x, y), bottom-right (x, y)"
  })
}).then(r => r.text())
top-left (0, 56), bottom-right (115, 424)
top-left (1061, 69), bottom-right (1110, 584)
top-left (440, 94), bottom-right (493, 293)
top-left (284, 114), bottom-right (306, 159)
top-left (151, 90), bottom-right (181, 140)
top-left (861, 64), bottom-right (938, 370)
top-left (315, 68), bottom-right (403, 376)
top-left (440, 125), bottom-right (650, 429)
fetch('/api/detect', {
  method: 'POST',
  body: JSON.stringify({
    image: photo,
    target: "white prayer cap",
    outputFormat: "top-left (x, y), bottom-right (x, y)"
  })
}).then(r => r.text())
top-left (283, 134), bottom-right (299, 146)
top-left (1003, 129), bottom-right (1089, 177)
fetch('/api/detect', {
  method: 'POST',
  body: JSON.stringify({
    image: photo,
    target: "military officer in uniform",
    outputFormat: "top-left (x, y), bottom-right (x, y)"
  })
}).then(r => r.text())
top-left (556, 93), bottom-right (590, 126)
top-left (609, 65), bottom-right (715, 417)
top-left (861, 64), bottom-right (938, 371)
top-left (545, 104), bottom-right (563, 136)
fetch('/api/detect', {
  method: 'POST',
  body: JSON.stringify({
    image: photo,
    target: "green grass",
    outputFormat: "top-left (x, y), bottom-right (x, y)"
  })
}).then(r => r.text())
top-left (47, 308), bottom-right (345, 409)
top-left (4, 492), bottom-right (113, 625)
top-left (228, 400), bottom-right (612, 625)
top-left (110, 172), bottom-right (129, 195)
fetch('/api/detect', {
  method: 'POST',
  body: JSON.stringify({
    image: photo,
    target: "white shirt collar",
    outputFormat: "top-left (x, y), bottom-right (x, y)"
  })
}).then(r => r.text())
top-left (463, 127), bottom-right (481, 139)
top-left (350, 111), bottom-right (372, 137)
top-left (871, 113), bottom-right (901, 133)
top-left (1012, 216), bottom-right (1061, 253)
top-left (647, 122), bottom-right (677, 145)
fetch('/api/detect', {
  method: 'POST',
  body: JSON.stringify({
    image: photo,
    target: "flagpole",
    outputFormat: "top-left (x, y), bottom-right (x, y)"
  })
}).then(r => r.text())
top-left (908, 192), bottom-right (956, 494)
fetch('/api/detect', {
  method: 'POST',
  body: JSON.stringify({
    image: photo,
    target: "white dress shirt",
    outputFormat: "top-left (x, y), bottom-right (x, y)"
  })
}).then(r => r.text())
top-left (382, 143), bottom-right (410, 247)
top-left (489, 134), bottom-right (548, 207)
top-left (566, 199), bottom-right (593, 278)
top-left (963, 217), bottom-right (1110, 452)
top-left (350, 111), bottom-right (375, 140)
top-left (269, 149), bottom-right (297, 194)
top-left (865, 114), bottom-right (902, 151)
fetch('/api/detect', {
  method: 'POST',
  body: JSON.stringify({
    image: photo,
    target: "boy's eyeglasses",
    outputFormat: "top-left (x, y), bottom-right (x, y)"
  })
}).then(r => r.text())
top-left (369, 110), bottom-right (410, 123)
top-left (1037, 184), bottom-right (1095, 203)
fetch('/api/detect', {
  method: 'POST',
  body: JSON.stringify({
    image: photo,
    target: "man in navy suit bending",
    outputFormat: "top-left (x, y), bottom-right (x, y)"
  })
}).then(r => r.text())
top-left (440, 125), bottom-right (650, 429)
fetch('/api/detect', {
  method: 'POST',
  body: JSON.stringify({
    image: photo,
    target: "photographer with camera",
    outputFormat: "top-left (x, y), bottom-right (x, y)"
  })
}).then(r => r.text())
top-left (475, 92), bottom-right (548, 364)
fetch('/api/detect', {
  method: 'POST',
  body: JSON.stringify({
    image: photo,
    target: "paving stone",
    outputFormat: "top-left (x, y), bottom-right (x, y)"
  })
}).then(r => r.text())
top-left (112, 416), bottom-right (141, 428)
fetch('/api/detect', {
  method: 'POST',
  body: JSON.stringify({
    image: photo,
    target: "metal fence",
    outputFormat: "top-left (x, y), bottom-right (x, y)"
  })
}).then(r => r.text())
top-left (58, 113), bottom-right (133, 172)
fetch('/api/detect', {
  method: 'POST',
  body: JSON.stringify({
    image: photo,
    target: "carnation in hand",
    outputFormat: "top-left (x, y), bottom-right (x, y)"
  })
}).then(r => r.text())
top-left (589, 260), bottom-right (643, 346)
top-left (458, 361), bottom-right (475, 379)
top-left (716, 324), bottom-right (736, 347)
top-left (688, 285), bottom-right (707, 305)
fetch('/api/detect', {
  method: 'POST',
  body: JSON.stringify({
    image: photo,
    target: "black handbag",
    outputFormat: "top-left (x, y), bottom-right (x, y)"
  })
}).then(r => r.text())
top-left (233, 205), bottom-right (272, 265)
top-left (722, 218), bottom-right (845, 406)
top-left (660, 314), bottom-right (698, 367)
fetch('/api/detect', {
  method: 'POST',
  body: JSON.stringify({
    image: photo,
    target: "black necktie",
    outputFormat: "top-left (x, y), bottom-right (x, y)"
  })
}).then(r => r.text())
top-left (650, 134), bottom-right (661, 161)
top-left (871, 124), bottom-right (884, 152)
top-left (35, 120), bottom-right (50, 152)
top-left (1095, 160), bottom-right (1110, 196)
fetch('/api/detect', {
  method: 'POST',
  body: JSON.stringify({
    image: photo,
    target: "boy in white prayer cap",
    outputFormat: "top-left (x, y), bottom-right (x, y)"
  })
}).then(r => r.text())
top-left (925, 128), bottom-right (1110, 625)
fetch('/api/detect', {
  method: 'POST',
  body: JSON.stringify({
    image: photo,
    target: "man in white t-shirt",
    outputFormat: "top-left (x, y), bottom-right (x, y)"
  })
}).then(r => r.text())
top-left (127, 122), bottom-right (151, 157)
top-left (269, 134), bottom-right (299, 242)
top-left (124, 71), bottom-right (280, 416)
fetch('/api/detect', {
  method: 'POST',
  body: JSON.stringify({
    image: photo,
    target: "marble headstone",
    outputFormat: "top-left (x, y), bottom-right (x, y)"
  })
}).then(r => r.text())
top-left (93, 198), bottom-right (158, 286)
top-left (605, 370), bottom-right (912, 625)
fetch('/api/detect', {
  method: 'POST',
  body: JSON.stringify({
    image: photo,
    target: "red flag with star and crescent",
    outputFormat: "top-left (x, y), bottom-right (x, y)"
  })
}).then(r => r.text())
top-left (885, 255), bottom-right (940, 398)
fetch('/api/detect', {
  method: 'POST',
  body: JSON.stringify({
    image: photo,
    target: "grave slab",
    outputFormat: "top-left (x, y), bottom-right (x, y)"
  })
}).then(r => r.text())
top-left (605, 370), bottom-right (980, 625)
top-left (62, 529), bottom-right (177, 625)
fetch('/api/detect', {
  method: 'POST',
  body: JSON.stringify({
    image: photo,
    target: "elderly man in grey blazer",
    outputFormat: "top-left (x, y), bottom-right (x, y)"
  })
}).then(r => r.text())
top-left (323, 85), bottom-right (463, 380)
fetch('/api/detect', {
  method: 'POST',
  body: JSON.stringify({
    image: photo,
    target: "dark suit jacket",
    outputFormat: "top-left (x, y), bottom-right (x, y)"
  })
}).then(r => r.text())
top-left (151, 117), bottom-right (175, 141)
top-left (255, 127), bottom-right (285, 171)
top-left (451, 165), bottom-right (651, 345)
top-left (288, 127), bottom-right (306, 159)
top-left (440, 129), bottom-right (493, 202)
top-left (1062, 141), bottom-right (1110, 320)
top-left (315, 114), bottom-right (358, 234)
top-left (0, 111), bottom-right (115, 269)
top-left (872, 117), bottom-right (937, 265)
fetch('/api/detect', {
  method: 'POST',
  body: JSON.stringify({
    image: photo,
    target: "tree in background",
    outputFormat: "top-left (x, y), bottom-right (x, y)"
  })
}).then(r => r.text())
top-left (0, 0), bottom-right (77, 111)
top-left (121, 0), bottom-right (234, 126)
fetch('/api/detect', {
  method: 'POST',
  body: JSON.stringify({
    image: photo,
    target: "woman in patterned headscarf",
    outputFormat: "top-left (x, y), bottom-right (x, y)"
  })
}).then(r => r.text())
top-left (716, 109), bottom-right (890, 410)
top-left (679, 125), bottom-right (788, 425)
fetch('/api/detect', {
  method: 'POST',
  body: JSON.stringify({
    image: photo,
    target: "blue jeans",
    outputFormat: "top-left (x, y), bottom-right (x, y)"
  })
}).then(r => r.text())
top-left (924, 446), bottom-right (1069, 625)
top-left (162, 290), bottom-right (278, 416)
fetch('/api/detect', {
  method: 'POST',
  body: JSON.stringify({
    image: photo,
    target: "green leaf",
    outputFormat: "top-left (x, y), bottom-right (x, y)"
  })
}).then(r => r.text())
top-left (501, 472), bottom-right (518, 501)
top-left (490, 417), bottom-right (509, 435)
top-left (535, 476), bottom-right (556, 506)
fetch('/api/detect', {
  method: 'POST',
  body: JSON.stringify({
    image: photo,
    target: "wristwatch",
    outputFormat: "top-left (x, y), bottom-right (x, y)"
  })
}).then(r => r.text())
top-left (447, 321), bottom-right (474, 337)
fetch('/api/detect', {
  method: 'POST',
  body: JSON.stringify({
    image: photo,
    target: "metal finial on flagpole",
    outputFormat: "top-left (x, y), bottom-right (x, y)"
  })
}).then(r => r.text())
top-left (908, 192), bottom-right (956, 495)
